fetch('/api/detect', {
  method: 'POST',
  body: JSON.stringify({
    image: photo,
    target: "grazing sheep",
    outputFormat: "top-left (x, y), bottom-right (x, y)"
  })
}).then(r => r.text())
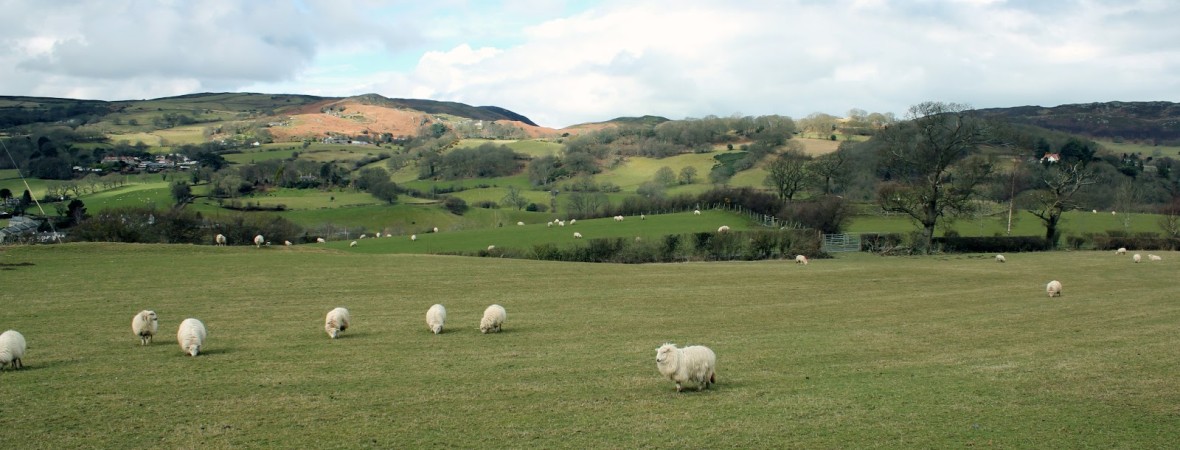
top-left (570, 219), bottom-right (576, 225)
top-left (350, 241), bottom-right (358, 247)
top-left (480, 304), bottom-right (507, 334)
top-left (215, 234), bottom-right (227, 246)
top-left (284, 240), bottom-right (292, 246)
top-left (131, 310), bottom-right (158, 345)
top-left (614, 215), bottom-right (624, 222)
top-left (1133, 253), bottom-right (1142, 263)
top-left (0, 330), bottom-right (27, 370)
top-left (1046, 280), bottom-right (1062, 298)
top-left (325, 307), bottom-right (350, 339)
top-left (253, 234), bottom-right (265, 248)
top-left (655, 343), bottom-right (716, 392)
top-left (317, 237), bottom-right (326, 243)
top-left (411, 234), bottom-right (417, 241)
top-left (573, 232), bottom-right (583, 239)
top-left (1149, 254), bottom-right (1162, 261)
top-left (795, 254), bottom-right (809, 265)
top-left (376, 232), bottom-right (382, 238)
top-left (359, 234), bottom-right (367, 239)
top-left (693, 209), bottom-right (701, 215)
top-left (1092, 209), bottom-right (1097, 213)
top-left (517, 221), bottom-right (525, 226)
top-left (995, 254), bottom-right (1006, 263)
top-left (547, 221), bottom-right (553, 227)
top-left (641, 214), bottom-right (646, 220)
top-left (433, 227), bottom-right (439, 233)
top-left (717, 225), bottom-right (730, 233)
top-left (426, 304), bottom-right (446, 334)
top-left (1112, 211), bottom-right (1117, 215)
top-left (1116, 247), bottom-right (1127, 255)
top-left (558, 220), bottom-right (566, 227)
top-left (488, 245), bottom-right (496, 251)
top-left (177, 318), bottom-right (207, 356)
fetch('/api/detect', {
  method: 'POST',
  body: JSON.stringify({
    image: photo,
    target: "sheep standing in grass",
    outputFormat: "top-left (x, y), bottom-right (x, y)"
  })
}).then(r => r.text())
top-left (693, 209), bottom-right (701, 215)
top-left (795, 254), bottom-right (809, 265)
top-left (0, 330), bottom-right (27, 370)
top-left (215, 234), bottom-right (227, 246)
top-left (426, 304), bottom-right (446, 334)
top-left (517, 221), bottom-right (525, 226)
top-left (655, 343), bottom-right (716, 392)
top-left (284, 240), bottom-right (292, 246)
top-left (1116, 247), bottom-right (1127, 255)
top-left (1133, 253), bottom-right (1142, 263)
top-left (573, 232), bottom-right (583, 239)
top-left (253, 234), bottom-right (265, 248)
top-left (1046, 280), bottom-right (1062, 298)
top-left (995, 254), bottom-right (1006, 263)
top-left (317, 237), bottom-right (326, 243)
top-left (325, 307), bottom-right (350, 339)
top-left (487, 245), bottom-right (496, 251)
top-left (547, 221), bottom-right (553, 227)
top-left (1149, 254), bottom-right (1162, 261)
top-left (480, 304), bottom-right (507, 334)
top-left (411, 234), bottom-right (417, 241)
top-left (717, 225), bottom-right (730, 233)
top-left (350, 241), bottom-right (358, 247)
top-left (177, 318), bottom-right (207, 356)
top-left (131, 310), bottom-right (158, 345)
top-left (433, 227), bottom-right (439, 233)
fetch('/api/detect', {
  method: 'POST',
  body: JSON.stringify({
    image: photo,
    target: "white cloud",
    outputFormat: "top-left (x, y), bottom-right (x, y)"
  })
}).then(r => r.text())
top-left (0, 0), bottom-right (1177, 128)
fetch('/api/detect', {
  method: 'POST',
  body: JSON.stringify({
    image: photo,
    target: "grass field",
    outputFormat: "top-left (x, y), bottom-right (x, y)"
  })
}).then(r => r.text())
top-left (0, 245), bottom-right (1177, 447)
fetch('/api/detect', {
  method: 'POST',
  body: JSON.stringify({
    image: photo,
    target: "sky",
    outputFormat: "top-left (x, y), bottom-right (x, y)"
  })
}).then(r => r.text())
top-left (1, 0), bottom-right (1177, 128)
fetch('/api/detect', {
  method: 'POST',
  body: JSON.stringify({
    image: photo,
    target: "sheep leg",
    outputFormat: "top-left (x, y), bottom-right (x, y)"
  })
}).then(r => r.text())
top-left (676, 383), bottom-right (683, 392)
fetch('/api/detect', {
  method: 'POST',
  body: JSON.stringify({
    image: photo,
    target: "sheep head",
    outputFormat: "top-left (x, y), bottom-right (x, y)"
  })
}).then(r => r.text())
top-left (187, 343), bottom-right (200, 356)
top-left (655, 343), bottom-right (677, 365)
top-left (431, 324), bottom-right (443, 334)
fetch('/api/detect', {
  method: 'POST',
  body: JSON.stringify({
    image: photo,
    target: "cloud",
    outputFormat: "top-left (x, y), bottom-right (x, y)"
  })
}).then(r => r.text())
top-left (0, 0), bottom-right (1177, 128)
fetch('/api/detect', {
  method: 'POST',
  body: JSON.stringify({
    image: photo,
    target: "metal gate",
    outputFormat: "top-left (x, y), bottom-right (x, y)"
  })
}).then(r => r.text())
top-left (822, 233), bottom-right (861, 253)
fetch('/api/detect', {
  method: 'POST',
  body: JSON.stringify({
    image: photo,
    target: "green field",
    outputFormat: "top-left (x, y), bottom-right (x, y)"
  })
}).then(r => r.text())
top-left (1, 245), bottom-right (1177, 447)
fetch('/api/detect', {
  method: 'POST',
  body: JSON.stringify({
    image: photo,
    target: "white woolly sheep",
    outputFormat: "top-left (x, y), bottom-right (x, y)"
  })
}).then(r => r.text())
top-left (547, 221), bottom-right (553, 227)
top-left (253, 234), bottom-right (265, 248)
top-left (325, 307), bottom-right (350, 339)
top-left (1092, 209), bottom-right (1097, 213)
top-left (359, 234), bottom-right (367, 239)
top-left (717, 225), bottom-right (730, 233)
top-left (641, 214), bottom-right (646, 220)
top-left (1149, 254), bottom-right (1162, 261)
top-left (487, 245), bottom-right (496, 251)
top-left (559, 220), bottom-right (566, 227)
top-left (995, 254), bottom-right (1006, 263)
top-left (411, 234), bottom-right (417, 241)
top-left (350, 241), bottom-right (358, 247)
top-left (426, 304), bottom-right (446, 334)
top-left (177, 318), bottom-right (207, 356)
top-left (693, 209), bottom-right (701, 215)
top-left (795, 254), bottom-right (809, 265)
top-left (317, 237), bottom-right (326, 243)
top-left (614, 215), bottom-right (624, 222)
top-left (655, 343), bottom-right (716, 392)
top-left (480, 304), bottom-right (507, 334)
top-left (376, 232), bottom-right (382, 238)
top-left (1116, 247), bottom-right (1127, 255)
top-left (0, 330), bottom-right (27, 370)
top-left (215, 234), bottom-right (227, 246)
top-left (517, 221), bottom-right (525, 226)
top-left (1046, 280), bottom-right (1062, 298)
top-left (573, 232), bottom-right (583, 239)
top-left (284, 240), bottom-right (292, 246)
top-left (570, 219), bottom-right (576, 225)
top-left (433, 227), bottom-right (439, 233)
top-left (131, 310), bottom-right (158, 345)
top-left (1112, 211), bottom-right (1117, 215)
top-left (1133, 253), bottom-right (1142, 263)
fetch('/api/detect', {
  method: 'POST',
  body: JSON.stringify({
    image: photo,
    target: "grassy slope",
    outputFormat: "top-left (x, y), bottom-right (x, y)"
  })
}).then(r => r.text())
top-left (0, 245), bottom-right (1177, 447)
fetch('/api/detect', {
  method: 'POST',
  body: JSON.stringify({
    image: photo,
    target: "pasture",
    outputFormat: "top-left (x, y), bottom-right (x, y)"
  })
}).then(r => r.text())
top-left (0, 245), bottom-right (1177, 447)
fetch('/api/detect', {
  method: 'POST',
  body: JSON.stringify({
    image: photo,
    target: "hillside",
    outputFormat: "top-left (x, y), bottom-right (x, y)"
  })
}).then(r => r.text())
top-left (975, 101), bottom-right (1180, 145)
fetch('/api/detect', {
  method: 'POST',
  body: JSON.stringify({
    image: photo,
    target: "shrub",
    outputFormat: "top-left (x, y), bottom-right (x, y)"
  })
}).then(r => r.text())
top-left (443, 197), bottom-right (469, 215)
top-left (932, 236), bottom-right (1052, 253)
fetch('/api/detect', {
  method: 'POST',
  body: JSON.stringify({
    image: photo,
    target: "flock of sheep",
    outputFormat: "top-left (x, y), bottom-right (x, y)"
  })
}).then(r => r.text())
top-left (991, 247), bottom-right (1165, 299)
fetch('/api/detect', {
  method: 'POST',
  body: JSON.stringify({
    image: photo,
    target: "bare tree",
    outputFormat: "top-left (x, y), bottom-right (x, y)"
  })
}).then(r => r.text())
top-left (502, 185), bottom-right (529, 210)
top-left (808, 143), bottom-right (849, 195)
top-left (876, 102), bottom-right (993, 253)
top-left (763, 146), bottom-right (811, 201)
top-left (1025, 160), bottom-right (1098, 246)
